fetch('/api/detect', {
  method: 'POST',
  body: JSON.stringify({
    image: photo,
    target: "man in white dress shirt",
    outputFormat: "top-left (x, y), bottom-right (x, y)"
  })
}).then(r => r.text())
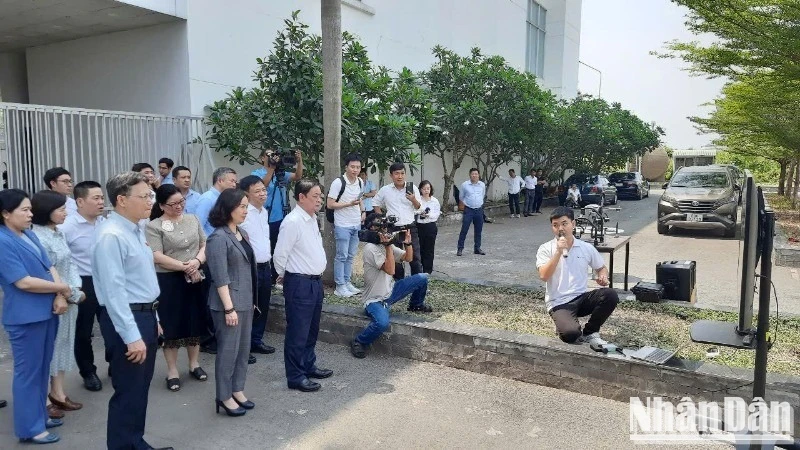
top-left (60, 180), bottom-right (106, 392)
top-left (273, 179), bottom-right (331, 392)
top-left (239, 175), bottom-right (276, 360)
top-left (372, 162), bottom-right (423, 278)
top-left (43, 167), bottom-right (77, 216)
top-left (497, 168), bottom-right (524, 218)
top-left (523, 169), bottom-right (538, 217)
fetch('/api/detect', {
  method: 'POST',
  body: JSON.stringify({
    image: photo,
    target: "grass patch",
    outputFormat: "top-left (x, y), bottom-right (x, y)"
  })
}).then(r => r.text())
top-left (767, 193), bottom-right (800, 242)
top-left (324, 279), bottom-right (800, 376)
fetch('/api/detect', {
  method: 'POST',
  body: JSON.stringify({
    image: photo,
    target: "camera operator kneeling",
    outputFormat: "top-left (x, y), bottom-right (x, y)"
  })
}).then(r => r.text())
top-left (536, 206), bottom-right (618, 345)
top-left (350, 217), bottom-right (433, 359)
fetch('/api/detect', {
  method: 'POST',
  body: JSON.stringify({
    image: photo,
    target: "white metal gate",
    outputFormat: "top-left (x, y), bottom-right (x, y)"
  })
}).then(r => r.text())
top-left (0, 102), bottom-right (215, 194)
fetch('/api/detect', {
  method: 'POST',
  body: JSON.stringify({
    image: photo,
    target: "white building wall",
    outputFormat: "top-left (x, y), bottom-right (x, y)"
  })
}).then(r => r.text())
top-left (0, 52), bottom-right (29, 103)
top-left (26, 22), bottom-right (191, 116)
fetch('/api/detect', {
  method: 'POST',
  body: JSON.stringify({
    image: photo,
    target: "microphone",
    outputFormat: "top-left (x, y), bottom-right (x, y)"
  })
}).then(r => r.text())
top-left (559, 231), bottom-right (569, 258)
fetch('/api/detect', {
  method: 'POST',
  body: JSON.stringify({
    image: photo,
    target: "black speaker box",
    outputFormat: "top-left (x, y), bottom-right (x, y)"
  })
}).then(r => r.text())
top-left (656, 260), bottom-right (696, 302)
top-left (631, 282), bottom-right (664, 303)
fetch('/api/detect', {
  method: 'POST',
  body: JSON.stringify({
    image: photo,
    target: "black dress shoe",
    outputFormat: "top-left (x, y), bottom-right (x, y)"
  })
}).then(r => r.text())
top-left (408, 303), bottom-right (433, 313)
top-left (474, 249), bottom-right (486, 255)
top-left (251, 343), bottom-right (275, 354)
top-left (288, 378), bottom-right (321, 392)
top-left (248, 354), bottom-right (257, 364)
top-left (456, 249), bottom-right (463, 256)
top-left (83, 373), bottom-right (102, 392)
top-left (233, 397), bottom-right (255, 410)
top-left (215, 399), bottom-right (246, 417)
top-left (350, 339), bottom-right (366, 359)
top-left (0, 399), bottom-right (6, 408)
top-left (308, 368), bottom-right (333, 379)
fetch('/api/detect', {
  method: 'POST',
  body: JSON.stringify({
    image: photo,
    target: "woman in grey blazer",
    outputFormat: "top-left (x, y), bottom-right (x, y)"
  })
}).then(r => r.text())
top-left (205, 189), bottom-right (257, 417)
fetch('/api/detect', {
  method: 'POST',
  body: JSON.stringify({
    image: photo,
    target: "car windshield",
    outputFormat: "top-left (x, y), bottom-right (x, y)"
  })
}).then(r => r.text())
top-left (609, 173), bottom-right (635, 182)
top-left (566, 174), bottom-right (596, 185)
top-left (669, 171), bottom-right (729, 188)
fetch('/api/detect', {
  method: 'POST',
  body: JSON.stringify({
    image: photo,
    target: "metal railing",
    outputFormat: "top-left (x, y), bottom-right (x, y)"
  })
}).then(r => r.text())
top-left (0, 102), bottom-right (215, 194)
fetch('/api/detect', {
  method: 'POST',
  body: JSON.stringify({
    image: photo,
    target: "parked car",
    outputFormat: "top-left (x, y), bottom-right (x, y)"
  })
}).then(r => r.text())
top-left (559, 173), bottom-right (618, 206)
top-left (657, 165), bottom-right (740, 237)
top-left (608, 171), bottom-right (650, 200)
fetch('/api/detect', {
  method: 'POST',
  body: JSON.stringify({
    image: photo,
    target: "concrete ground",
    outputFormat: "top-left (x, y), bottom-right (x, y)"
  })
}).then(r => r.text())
top-left (434, 190), bottom-right (800, 315)
top-left (0, 333), bottom-right (727, 449)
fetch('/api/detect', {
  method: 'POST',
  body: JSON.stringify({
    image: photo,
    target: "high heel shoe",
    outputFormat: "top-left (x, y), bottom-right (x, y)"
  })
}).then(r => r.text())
top-left (233, 396), bottom-right (255, 410)
top-left (215, 399), bottom-right (245, 417)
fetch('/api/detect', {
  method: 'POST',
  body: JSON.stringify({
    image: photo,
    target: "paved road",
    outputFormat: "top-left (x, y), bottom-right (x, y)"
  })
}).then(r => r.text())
top-left (434, 190), bottom-right (800, 315)
top-left (0, 333), bottom-right (726, 449)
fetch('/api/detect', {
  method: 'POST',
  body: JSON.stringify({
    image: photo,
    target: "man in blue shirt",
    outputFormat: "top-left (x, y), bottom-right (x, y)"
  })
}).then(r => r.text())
top-left (195, 167), bottom-right (238, 236)
top-left (92, 171), bottom-right (171, 450)
top-left (157, 158), bottom-right (174, 185)
top-left (457, 168), bottom-right (487, 256)
top-left (171, 166), bottom-right (201, 215)
top-left (252, 148), bottom-right (304, 280)
top-left (359, 168), bottom-right (376, 212)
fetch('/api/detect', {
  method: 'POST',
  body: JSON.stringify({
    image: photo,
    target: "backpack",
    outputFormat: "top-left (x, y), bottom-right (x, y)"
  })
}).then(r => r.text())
top-left (325, 176), bottom-right (362, 223)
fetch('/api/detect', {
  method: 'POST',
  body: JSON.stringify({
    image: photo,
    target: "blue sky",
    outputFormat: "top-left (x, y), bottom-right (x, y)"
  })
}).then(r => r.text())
top-left (577, 0), bottom-right (727, 150)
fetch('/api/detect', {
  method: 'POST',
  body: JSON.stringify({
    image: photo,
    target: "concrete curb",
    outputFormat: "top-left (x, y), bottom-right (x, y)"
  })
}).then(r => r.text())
top-left (267, 296), bottom-right (800, 432)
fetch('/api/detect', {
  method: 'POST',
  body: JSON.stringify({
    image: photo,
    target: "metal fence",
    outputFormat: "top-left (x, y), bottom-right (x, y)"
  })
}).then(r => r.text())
top-left (0, 102), bottom-right (215, 194)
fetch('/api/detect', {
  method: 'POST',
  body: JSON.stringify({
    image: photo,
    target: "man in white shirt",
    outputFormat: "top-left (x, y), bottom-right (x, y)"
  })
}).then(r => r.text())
top-left (536, 206), bottom-right (619, 345)
top-left (43, 167), bottom-right (77, 216)
top-left (327, 154), bottom-right (365, 298)
top-left (497, 168), bottom-right (524, 218)
top-left (523, 169), bottom-right (538, 217)
top-left (60, 180), bottom-right (106, 392)
top-left (349, 220), bottom-right (432, 359)
top-left (566, 184), bottom-right (582, 208)
top-left (273, 179), bottom-right (331, 393)
top-left (239, 175), bottom-right (276, 358)
top-left (457, 168), bottom-right (487, 256)
top-left (373, 162), bottom-right (423, 277)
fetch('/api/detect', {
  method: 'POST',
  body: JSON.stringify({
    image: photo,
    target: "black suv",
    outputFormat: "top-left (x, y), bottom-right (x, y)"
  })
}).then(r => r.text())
top-left (608, 172), bottom-right (649, 200)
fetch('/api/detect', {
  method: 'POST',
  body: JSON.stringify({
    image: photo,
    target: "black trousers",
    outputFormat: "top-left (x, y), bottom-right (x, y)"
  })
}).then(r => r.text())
top-left (98, 307), bottom-right (157, 450)
top-left (417, 221), bottom-right (438, 274)
top-left (549, 288), bottom-right (619, 343)
top-left (508, 193), bottom-right (520, 215)
top-left (251, 263), bottom-right (272, 347)
top-left (283, 273), bottom-right (323, 386)
top-left (74, 276), bottom-right (109, 378)
top-left (393, 224), bottom-right (423, 280)
top-left (524, 189), bottom-right (536, 214)
top-left (533, 190), bottom-right (544, 213)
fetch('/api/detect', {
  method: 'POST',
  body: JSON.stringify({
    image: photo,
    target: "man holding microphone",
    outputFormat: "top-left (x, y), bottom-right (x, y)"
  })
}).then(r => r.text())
top-left (536, 206), bottom-right (618, 346)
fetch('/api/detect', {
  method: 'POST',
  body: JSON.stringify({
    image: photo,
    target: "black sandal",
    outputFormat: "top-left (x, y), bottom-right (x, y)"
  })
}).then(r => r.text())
top-left (190, 367), bottom-right (208, 381)
top-left (166, 377), bottom-right (181, 392)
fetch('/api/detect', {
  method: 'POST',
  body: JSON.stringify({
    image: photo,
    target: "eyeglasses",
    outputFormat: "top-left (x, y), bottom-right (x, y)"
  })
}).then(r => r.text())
top-left (127, 193), bottom-right (154, 202)
top-left (165, 198), bottom-right (186, 208)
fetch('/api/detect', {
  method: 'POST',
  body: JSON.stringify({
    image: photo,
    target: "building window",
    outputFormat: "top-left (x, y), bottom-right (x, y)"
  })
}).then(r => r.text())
top-left (526, 0), bottom-right (546, 78)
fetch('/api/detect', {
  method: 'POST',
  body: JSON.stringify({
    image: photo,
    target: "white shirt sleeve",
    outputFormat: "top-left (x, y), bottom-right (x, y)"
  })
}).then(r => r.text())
top-left (327, 177), bottom-right (343, 200)
top-left (536, 241), bottom-right (552, 269)
top-left (273, 218), bottom-right (300, 277)
top-left (588, 245), bottom-right (605, 271)
top-left (428, 197), bottom-right (441, 221)
top-left (372, 186), bottom-right (385, 210)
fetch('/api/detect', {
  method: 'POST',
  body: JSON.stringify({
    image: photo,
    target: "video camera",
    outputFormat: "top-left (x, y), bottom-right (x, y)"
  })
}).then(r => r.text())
top-left (268, 147), bottom-right (297, 168)
top-left (358, 213), bottom-right (410, 246)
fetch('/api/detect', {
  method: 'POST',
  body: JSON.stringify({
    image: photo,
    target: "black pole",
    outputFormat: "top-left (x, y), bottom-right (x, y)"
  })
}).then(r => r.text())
top-left (749, 210), bottom-right (774, 450)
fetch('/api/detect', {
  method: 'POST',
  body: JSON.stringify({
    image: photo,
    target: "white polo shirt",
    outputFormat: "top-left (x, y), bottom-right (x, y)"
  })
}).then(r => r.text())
top-left (273, 206), bottom-right (327, 276)
top-left (373, 183), bottom-right (421, 226)
top-left (240, 203), bottom-right (271, 263)
top-left (536, 237), bottom-right (605, 311)
top-left (328, 174), bottom-right (363, 228)
top-left (524, 175), bottom-right (538, 190)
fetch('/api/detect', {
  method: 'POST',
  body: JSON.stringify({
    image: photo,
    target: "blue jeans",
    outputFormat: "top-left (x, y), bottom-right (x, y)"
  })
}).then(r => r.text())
top-left (457, 206), bottom-right (483, 251)
top-left (334, 225), bottom-right (360, 286)
top-left (355, 273), bottom-right (428, 346)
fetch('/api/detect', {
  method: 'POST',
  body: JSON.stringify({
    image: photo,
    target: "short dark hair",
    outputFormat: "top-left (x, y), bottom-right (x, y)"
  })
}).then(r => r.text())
top-left (172, 165), bottom-right (191, 179)
top-left (509, 169), bottom-right (515, 174)
top-left (74, 181), bottom-right (102, 200)
top-left (294, 178), bottom-right (322, 201)
top-left (419, 180), bottom-right (434, 196)
top-left (389, 162), bottom-right (405, 174)
top-left (208, 188), bottom-right (246, 228)
top-left (212, 167), bottom-right (236, 185)
top-left (550, 206), bottom-right (574, 222)
top-left (359, 167), bottom-right (368, 175)
top-left (158, 158), bottom-right (174, 169)
top-left (150, 184), bottom-right (181, 220)
top-left (31, 190), bottom-right (67, 226)
top-left (0, 189), bottom-right (29, 225)
top-left (106, 172), bottom-right (149, 207)
top-left (343, 153), bottom-right (362, 167)
top-left (131, 163), bottom-right (154, 173)
top-left (469, 168), bottom-right (479, 174)
top-left (43, 167), bottom-right (71, 190)
top-left (239, 175), bottom-right (264, 194)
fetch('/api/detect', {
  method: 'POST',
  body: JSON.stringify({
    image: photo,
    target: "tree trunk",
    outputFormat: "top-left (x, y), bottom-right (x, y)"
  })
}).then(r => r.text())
top-left (793, 157), bottom-right (800, 209)
top-left (777, 160), bottom-right (787, 196)
top-left (786, 160), bottom-right (796, 200)
top-left (321, 0), bottom-right (342, 284)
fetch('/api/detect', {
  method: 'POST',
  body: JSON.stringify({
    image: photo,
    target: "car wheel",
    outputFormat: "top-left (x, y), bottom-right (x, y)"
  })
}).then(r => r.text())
top-left (657, 223), bottom-right (669, 235)
top-left (636, 190), bottom-right (642, 200)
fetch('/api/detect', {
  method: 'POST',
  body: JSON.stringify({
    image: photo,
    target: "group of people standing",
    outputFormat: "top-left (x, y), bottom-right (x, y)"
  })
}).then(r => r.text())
top-left (498, 168), bottom-right (547, 218)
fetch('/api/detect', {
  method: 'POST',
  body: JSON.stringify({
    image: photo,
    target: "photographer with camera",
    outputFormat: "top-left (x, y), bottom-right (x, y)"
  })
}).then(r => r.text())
top-left (251, 148), bottom-right (304, 281)
top-left (372, 162), bottom-right (423, 278)
top-left (326, 154), bottom-right (365, 298)
top-left (350, 214), bottom-right (433, 359)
